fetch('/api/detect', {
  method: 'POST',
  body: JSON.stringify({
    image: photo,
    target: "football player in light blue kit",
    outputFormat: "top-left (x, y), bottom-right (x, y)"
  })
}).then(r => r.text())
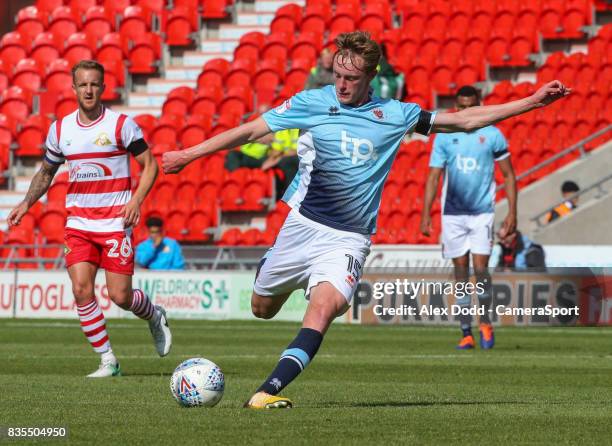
top-left (421, 86), bottom-right (517, 350)
top-left (163, 32), bottom-right (570, 409)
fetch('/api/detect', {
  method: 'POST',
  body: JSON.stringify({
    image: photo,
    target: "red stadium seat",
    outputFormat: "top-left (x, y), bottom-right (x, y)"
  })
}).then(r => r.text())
top-left (128, 33), bottom-right (161, 74)
top-left (0, 87), bottom-right (31, 123)
top-left (150, 114), bottom-right (182, 146)
top-left (11, 59), bottom-right (43, 93)
top-left (185, 210), bottom-right (213, 241)
top-left (276, 3), bottom-right (302, 23)
top-left (36, 0), bottom-right (64, 14)
top-left (218, 228), bottom-right (242, 246)
top-left (38, 209), bottom-right (67, 242)
top-left (120, 6), bottom-right (151, 43)
top-left (190, 90), bottom-right (218, 117)
top-left (163, 6), bottom-right (197, 46)
top-left (201, 0), bottom-right (229, 19)
top-left (179, 114), bottom-right (211, 148)
top-left (48, 7), bottom-right (80, 49)
top-left (0, 114), bottom-right (15, 149)
top-left (165, 210), bottom-right (187, 241)
top-left (29, 33), bottom-right (60, 68)
top-left (224, 58), bottom-right (255, 88)
top-left (54, 89), bottom-right (78, 119)
top-left (162, 86), bottom-right (195, 117)
top-left (508, 36), bottom-right (534, 66)
top-left (540, 8), bottom-right (563, 39)
top-left (16, 114), bottom-right (50, 157)
top-left (16, 6), bottom-right (47, 47)
top-left (83, 6), bottom-right (115, 46)
top-left (560, 7), bottom-right (588, 38)
top-left (62, 33), bottom-right (95, 67)
top-left (270, 16), bottom-right (297, 36)
top-left (0, 32), bottom-right (28, 68)
top-left (134, 114), bottom-right (157, 139)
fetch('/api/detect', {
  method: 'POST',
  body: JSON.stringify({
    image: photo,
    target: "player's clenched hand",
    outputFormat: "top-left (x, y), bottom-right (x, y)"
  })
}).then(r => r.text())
top-left (499, 213), bottom-right (517, 239)
top-left (419, 215), bottom-right (432, 237)
top-left (162, 150), bottom-right (189, 174)
top-left (121, 198), bottom-right (141, 228)
top-left (529, 80), bottom-right (571, 107)
top-left (7, 202), bottom-right (29, 227)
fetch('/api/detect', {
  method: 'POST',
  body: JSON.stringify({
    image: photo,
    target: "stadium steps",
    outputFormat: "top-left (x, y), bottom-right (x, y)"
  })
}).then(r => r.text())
top-left (495, 139), bottom-right (612, 242)
top-left (115, 0), bottom-right (304, 117)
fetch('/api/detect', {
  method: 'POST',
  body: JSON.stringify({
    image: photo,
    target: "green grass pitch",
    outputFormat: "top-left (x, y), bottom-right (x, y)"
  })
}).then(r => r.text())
top-left (1, 319), bottom-right (611, 445)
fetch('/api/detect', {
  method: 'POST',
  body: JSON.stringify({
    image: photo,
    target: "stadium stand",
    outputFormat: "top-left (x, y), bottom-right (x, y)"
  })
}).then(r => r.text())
top-left (0, 0), bottom-right (610, 268)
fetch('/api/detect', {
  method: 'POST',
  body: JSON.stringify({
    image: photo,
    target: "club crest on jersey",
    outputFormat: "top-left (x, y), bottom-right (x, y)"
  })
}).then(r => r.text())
top-left (275, 99), bottom-right (292, 114)
top-left (70, 162), bottom-right (113, 180)
top-left (94, 133), bottom-right (112, 146)
top-left (479, 135), bottom-right (486, 144)
top-left (372, 108), bottom-right (384, 120)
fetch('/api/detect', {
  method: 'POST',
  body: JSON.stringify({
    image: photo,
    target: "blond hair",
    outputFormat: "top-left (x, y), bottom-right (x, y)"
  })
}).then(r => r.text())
top-left (334, 31), bottom-right (381, 75)
top-left (71, 60), bottom-right (105, 84)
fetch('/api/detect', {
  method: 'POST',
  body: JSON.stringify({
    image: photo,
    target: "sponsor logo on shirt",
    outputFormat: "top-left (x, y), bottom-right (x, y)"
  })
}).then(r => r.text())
top-left (328, 106), bottom-right (340, 116)
top-left (340, 131), bottom-right (378, 165)
top-left (70, 162), bottom-right (113, 180)
top-left (456, 154), bottom-right (480, 174)
top-left (94, 133), bottom-right (112, 146)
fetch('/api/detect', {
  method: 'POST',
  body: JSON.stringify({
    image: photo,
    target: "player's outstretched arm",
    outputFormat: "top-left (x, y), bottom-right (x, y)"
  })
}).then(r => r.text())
top-left (162, 117), bottom-right (272, 174)
top-left (123, 148), bottom-right (158, 228)
top-left (431, 80), bottom-right (571, 134)
top-left (7, 159), bottom-right (59, 227)
top-left (419, 168), bottom-right (443, 236)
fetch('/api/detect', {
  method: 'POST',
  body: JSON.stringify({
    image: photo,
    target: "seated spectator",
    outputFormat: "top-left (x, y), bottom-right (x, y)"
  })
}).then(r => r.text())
top-left (135, 217), bottom-right (185, 270)
top-left (370, 45), bottom-right (404, 99)
top-left (490, 229), bottom-right (546, 271)
top-left (546, 181), bottom-right (580, 223)
top-left (305, 48), bottom-right (334, 90)
top-left (262, 128), bottom-right (299, 198)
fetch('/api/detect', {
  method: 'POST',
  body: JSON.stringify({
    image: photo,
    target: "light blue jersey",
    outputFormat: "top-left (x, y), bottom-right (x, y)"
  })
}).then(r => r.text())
top-left (263, 85), bottom-right (432, 234)
top-left (430, 126), bottom-right (509, 215)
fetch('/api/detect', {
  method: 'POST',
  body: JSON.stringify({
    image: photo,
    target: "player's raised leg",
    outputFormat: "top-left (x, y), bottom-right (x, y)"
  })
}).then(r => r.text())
top-left (453, 254), bottom-right (476, 350)
top-left (69, 262), bottom-right (120, 378)
top-left (473, 253), bottom-right (494, 349)
top-left (105, 270), bottom-right (172, 357)
top-left (245, 282), bottom-right (347, 409)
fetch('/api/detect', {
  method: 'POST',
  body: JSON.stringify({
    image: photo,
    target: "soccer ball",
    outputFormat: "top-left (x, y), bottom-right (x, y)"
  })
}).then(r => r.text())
top-left (170, 358), bottom-right (225, 407)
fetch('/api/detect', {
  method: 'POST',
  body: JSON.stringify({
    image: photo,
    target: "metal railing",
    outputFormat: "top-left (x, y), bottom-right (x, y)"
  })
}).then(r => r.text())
top-left (0, 244), bottom-right (64, 270)
top-left (497, 124), bottom-right (612, 190)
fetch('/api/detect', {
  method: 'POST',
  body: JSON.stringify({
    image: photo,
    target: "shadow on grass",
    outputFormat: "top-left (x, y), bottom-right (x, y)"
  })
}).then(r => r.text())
top-left (120, 372), bottom-right (173, 377)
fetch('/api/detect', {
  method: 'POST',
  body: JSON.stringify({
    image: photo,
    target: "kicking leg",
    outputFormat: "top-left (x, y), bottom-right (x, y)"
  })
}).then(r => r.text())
top-left (69, 262), bottom-right (120, 377)
top-left (245, 282), bottom-right (347, 409)
top-left (106, 271), bottom-right (172, 357)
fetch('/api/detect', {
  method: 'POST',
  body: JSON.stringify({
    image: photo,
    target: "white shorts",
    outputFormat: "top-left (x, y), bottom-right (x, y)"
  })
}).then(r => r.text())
top-left (441, 213), bottom-right (494, 259)
top-left (253, 209), bottom-right (371, 303)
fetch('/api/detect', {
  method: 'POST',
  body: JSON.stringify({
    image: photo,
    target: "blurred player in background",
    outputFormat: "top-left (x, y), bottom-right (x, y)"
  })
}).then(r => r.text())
top-left (420, 86), bottom-right (517, 350)
top-left (7, 60), bottom-right (171, 377)
top-left (163, 31), bottom-right (569, 408)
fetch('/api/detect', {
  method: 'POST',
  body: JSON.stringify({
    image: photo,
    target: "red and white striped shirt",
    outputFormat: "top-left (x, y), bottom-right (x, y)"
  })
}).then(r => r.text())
top-left (45, 107), bottom-right (146, 233)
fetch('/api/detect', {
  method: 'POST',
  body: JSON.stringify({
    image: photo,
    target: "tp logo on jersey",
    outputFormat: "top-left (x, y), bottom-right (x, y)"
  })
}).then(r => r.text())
top-left (456, 154), bottom-right (480, 174)
top-left (340, 131), bottom-right (377, 165)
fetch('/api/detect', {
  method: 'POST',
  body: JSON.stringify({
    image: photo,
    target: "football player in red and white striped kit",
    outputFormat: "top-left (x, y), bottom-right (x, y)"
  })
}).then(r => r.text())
top-left (8, 60), bottom-right (172, 377)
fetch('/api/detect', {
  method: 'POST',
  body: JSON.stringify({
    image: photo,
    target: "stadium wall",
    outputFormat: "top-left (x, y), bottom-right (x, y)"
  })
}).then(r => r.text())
top-left (1, 269), bottom-right (610, 326)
